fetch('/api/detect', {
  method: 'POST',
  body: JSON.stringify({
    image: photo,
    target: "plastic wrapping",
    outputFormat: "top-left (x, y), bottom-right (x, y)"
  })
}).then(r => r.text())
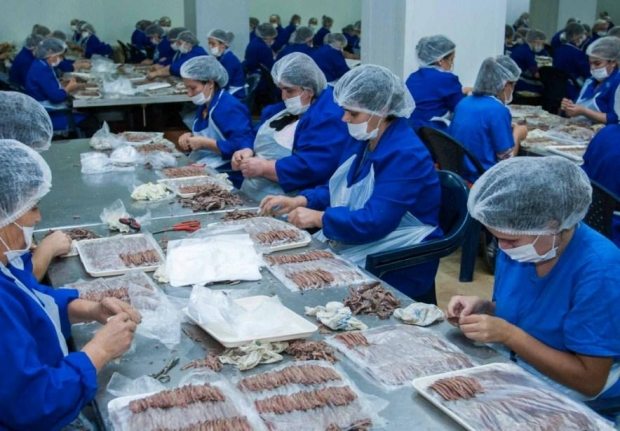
top-left (165, 231), bottom-right (262, 287)
top-left (326, 324), bottom-right (476, 389)
top-left (234, 360), bottom-right (386, 431)
top-left (90, 122), bottom-right (123, 150)
top-left (103, 77), bottom-right (136, 96)
top-left (130, 182), bottom-right (171, 201)
top-left (90, 57), bottom-right (117, 74)
top-left (413, 363), bottom-right (614, 431)
top-left (544, 124), bottom-right (594, 145)
top-left (304, 302), bottom-right (368, 331)
top-left (80, 152), bottom-right (135, 174)
top-left (143, 152), bottom-right (177, 169)
top-left (110, 146), bottom-right (143, 165)
top-left (163, 175), bottom-right (233, 198)
top-left (76, 233), bottom-right (164, 277)
top-left (160, 164), bottom-right (208, 179)
top-left (393, 302), bottom-right (445, 326)
top-left (118, 131), bottom-right (164, 145)
top-left (219, 340), bottom-right (287, 370)
top-left (99, 199), bottom-right (151, 233)
top-left (68, 270), bottom-right (157, 303)
top-left (108, 372), bottom-right (267, 431)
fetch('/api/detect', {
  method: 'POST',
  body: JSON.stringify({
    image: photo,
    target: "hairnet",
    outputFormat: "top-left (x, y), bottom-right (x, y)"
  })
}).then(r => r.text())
top-left (81, 22), bottom-right (95, 34)
top-left (325, 33), bottom-right (347, 49)
top-left (34, 37), bottom-right (66, 59)
top-left (32, 24), bottom-right (51, 37)
top-left (593, 19), bottom-right (610, 31)
top-left (25, 34), bottom-right (43, 49)
top-left (0, 92), bottom-right (53, 152)
top-left (586, 36), bottom-right (620, 61)
top-left (250, 17), bottom-right (259, 27)
top-left (159, 16), bottom-right (171, 26)
top-left (565, 22), bottom-right (585, 40)
top-left (271, 52), bottom-right (326, 95)
top-left (177, 31), bottom-right (198, 46)
top-left (145, 24), bottom-right (165, 38)
top-left (468, 156), bottom-right (591, 236)
top-left (269, 14), bottom-right (281, 24)
top-left (473, 55), bottom-right (520, 95)
top-left (208, 29), bottom-right (234, 45)
top-left (291, 26), bottom-right (314, 44)
top-left (416, 35), bottom-right (456, 66)
top-left (0, 139), bottom-right (52, 228)
top-left (526, 29), bottom-right (546, 43)
top-left (256, 23), bottom-right (277, 39)
top-left (70, 18), bottom-right (80, 26)
top-left (609, 27), bottom-right (620, 38)
top-left (168, 27), bottom-right (187, 41)
top-left (333, 64), bottom-right (415, 118)
top-left (136, 20), bottom-right (152, 31)
top-left (180, 55), bottom-right (229, 87)
top-left (51, 30), bottom-right (67, 41)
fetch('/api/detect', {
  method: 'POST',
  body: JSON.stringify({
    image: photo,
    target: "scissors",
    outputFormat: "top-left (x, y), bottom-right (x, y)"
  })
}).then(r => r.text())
top-left (119, 217), bottom-right (141, 232)
top-left (149, 357), bottom-right (180, 383)
top-left (152, 220), bottom-right (201, 234)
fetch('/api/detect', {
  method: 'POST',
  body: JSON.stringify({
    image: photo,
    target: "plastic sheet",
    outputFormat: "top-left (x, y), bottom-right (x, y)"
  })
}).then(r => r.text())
top-left (130, 182), bottom-right (171, 201)
top-left (305, 302), bottom-right (368, 331)
top-left (110, 146), bottom-right (143, 165)
top-left (216, 217), bottom-right (311, 254)
top-left (90, 122), bottom-right (123, 150)
top-left (99, 199), bottom-right (151, 233)
top-left (68, 270), bottom-right (157, 303)
top-left (326, 324), bottom-right (476, 389)
top-left (163, 175), bottom-right (233, 198)
top-left (544, 124), bottom-right (594, 145)
top-left (219, 340), bottom-right (288, 370)
top-left (90, 56), bottom-right (117, 74)
top-left (393, 302), bottom-right (445, 326)
top-left (413, 362), bottom-right (614, 431)
top-left (80, 152), bottom-right (135, 174)
top-left (143, 152), bottom-right (177, 169)
top-left (165, 232), bottom-right (262, 287)
top-left (234, 360), bottom-right (386, 431)
top-left (103, 77), bottom-right (136, 96)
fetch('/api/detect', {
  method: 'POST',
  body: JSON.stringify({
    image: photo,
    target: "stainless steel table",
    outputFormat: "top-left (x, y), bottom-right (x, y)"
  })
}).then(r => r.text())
top-left (72, 94), bottom-right (189, 109)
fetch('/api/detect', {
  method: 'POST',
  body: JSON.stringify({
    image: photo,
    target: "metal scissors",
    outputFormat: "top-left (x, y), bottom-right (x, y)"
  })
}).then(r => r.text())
top-left (152, 220), bottom-right (201, 234)
top-left (149, 357), bottom-right (180, 383)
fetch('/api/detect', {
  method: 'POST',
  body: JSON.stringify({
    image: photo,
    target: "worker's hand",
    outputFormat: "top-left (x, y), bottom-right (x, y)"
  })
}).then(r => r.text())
top-left (141, 59), bottom-right (154, 65)
top-left (74, 59), bottom-right (91, 70)
top-left (560, 97), bottom-right (573, 110)
top-left (287, 207), bottom-right (324, 229)
top-left (94, 297), bottom-right (142, 325)
top-left (513, 124), bottom-right (528, 142)
top-left (240, 157), bottom-right (268, 178)
top-left (37, 230), bottom-right (72, 257)
top-left (85, 312), bottom-right (138, 364)
top-left (446, 295), bottom-right (492, 326)
top-left (64, 78), bottom-right (79, 93)
top-left (186, 136), bottom-right (215, 151)
top-left (231, 148), bottom-right (254, 170)
top-left (458, 314), bottom-right (516, 344)
top-left (562, 102), bottom-right (584, 118)
top-left (260, 195), bottom-right (307, 216)
top-left (462, 86), bottom-right (473, 95)
top-left (177, 132), bottom-right (193, 151)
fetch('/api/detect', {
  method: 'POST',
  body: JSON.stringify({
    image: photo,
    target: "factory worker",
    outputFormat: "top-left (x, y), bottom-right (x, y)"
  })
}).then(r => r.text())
top-left (249, 17), bottom-right (259, 41)
top-left (9, 33), bottom-right (43, 88)
top-left (582, 93), bottom-right (620, 247)
top-left (313, 15), bottom-right (333, 47)
top-left (47, 31), bottom-right (90, 74)
top-left (158, 16), bottom-right (172, 33)
top-left (131, 19), bottom-right (153, 61)
top-left (148, 30), bottom-right (206, 78)
top-left (282, 14), bottom-right (302, 46)
top-left (561, 36), bottom-right (620, 124)
top-left (276, 26), bottom-right (315, 60)
top-left (406, 35), bottom-right (467, 132)
top-left (78, 22), bottom-right (113, 59)
top-left (244, 22), bottom-right (277, 74)
top-left (551, 18), bottom-right (577, 50)
top-left (0, 139), bottom-right (141, 430)
top-left (143, 24), bottom-right (174, 66)
top-left (177, 56), bottom-right (254, 188)
top-left (207, 29), bottom-right (246, 99)
top-left (553, 23), bottom-right (591, 100)
top-left (510, 29), bottom-right (548, 95)
top-left (69, 18), bottom-right (82, 43)
top-left (449, 55), bottom-right (528, 183)
top-left (233, 53), bottom-right (348, 201)
top-left (311, 33), bottom-right (350, 83)
top-left (268, 14), bottom-right (287, 53)
top-left (31, 24), bottom-right (51, 37)
top-left (504, 25), bottom-right (515, 56)
top-left (447, 156), bottom-right (620, 401)
top-left (260, 65), bottom-right (442, 303)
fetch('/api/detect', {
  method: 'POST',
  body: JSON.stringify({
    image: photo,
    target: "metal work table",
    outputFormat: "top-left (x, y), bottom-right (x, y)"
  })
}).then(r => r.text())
top-left (72, 94), bottom-right (189, 109)
top-left (40, 139), bottom-right (506, 430)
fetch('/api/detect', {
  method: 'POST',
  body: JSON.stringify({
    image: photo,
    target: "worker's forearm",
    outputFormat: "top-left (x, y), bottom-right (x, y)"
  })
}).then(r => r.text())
top-left (67, 299), bottom-right (99, 324)
top-left (81, 343), bottom-right (111, 372)
top-left (262, 160), bottom-right (278, 182)
top-left (194, 137), bottom-right (220, 154)
top-left (31, 247), bottom-right (54, 281)
top-left (582, 109), bottom-right (607, 124)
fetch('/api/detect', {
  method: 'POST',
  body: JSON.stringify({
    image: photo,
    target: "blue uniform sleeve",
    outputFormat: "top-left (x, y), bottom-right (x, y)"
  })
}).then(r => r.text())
top-left (441, 73), bottom-right (465, 111)
top-left (488, 106), bottom-right (514, 155)
top-left (331, 50), bottom-right (350, 80)
top-left (212, 99), bottom-right (255, 159)
top-left (38, 67), bottom-right (68, 104)
top-left (57, 59), bottom-right (74, 73)
top-left (169, 53), bottom-right (186, 76)
top-left (0, 293), bottom-right (97, 430)
top-left (300, 183), bottom-right (331, 210)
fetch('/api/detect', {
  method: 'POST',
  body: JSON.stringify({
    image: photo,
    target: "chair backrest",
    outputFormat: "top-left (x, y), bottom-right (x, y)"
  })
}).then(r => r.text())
top-left (538, 66), bottom-right (569, 114)
top-left (436, 170), bottom-right (470, 237)
top-left (417, 126), bottom-right (485, 179)
top-left (584, 180), bottom-right (620, 239)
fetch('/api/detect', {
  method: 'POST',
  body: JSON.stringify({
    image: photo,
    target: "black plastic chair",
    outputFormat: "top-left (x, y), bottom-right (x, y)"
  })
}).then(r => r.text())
top-left (538, 66), bottom-right (570, 115)
top-left (585, 180), bottom-right (620, 240)
top-left (365, 170), bottom-right (471, 295)
top-left (417, 127), bottom-right (490, 281)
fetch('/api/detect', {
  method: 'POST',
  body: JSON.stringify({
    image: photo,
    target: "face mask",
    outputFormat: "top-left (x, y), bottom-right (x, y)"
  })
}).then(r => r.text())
top-left (500, 235), bottom-right (557, 263)
top-left (150, 38), bottom-right (159, 45)
top-left (70, 25), bottom-right (77, 31)
top-left (284, 94), bottom-right (309, 115)
top-left (179, 44), bottom-right (191, 54)
top-left (347, 119), bottom-right (380, 141)
top-left (209, 46), bottom-right (222, 57)
top-left (533, 44), bottom-right (544, 53)
top-left (162, 26), bottom-right (171, 33)
top-left (0, 222), bottom-right (34, 270)
top-left (503, 87), bottom-right (514, 105)
top-left (81, 31), bottom-right (90, 39)
top-left (171, 42), bottom-right (179, 51)
top-left (309, 25), bottom-right (316, 31)
top-left (271, 23), bottom-right (278, 29)
top-left (591, 66), bottom-right (609, 81)
top-left (190, 86), bottom-right (212, 105)
top-left (50, 58), bottom-right (62, 67)
top-left (597, 31), bottom-right (608, 37)
top-left (577, 35), bottom-right (587, 46)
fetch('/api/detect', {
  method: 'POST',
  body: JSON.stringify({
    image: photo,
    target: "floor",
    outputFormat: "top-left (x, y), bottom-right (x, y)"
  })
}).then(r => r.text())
top-left (435, 248), bottom-right (495, 309)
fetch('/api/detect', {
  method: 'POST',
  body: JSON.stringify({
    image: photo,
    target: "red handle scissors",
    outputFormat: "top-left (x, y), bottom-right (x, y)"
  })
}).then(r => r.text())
top-left (152, 220), bottom-right (201, 234)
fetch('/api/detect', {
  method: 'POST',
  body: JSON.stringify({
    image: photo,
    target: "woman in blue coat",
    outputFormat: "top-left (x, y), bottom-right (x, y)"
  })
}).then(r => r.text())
top-left (232, 53), bottom-right (349, 201)
top-left (276, 26), bottom-right (315, 60)
top-left (244, 23), bottom-right (277, 74)
top-left (561, 36), bottom-right (620, 124)
top-left (207, 29), bottom-right (247, 99)
top-left (148, 30), bottom-right (207, 78)
top-left (144, 24), bottom-right (174, 66)
top-left (311, 33), bottom-right (349, 83)
top-left (177, 56), bottom-right (254, 188)
top-left (313, 15), bottom-right (333, 47)
top-left (449, 55), bottom-right (528, 183)
top-left (510, 29), bottom-right (548, 95)
top-left (0, 140), bottom-right (140, 430)
top-left (553, 22), bottom-right (591, 100)
top-left (448, 156), bottom-right (620, 403)
top-left (260, 65), bottom-right (442, 302)
top-left (79, 22), bottom-right (113, 59)
top-left (406, 35), bottom-right (467, 132)
top-left (9, 34), bottom-right (43, 88)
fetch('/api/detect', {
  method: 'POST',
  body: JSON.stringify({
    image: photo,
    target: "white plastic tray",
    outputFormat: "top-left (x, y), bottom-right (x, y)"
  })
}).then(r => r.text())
top-left (75, 233), bottom-right (165, 277)
top-left (185, 295), bottom-right (317, 347)
top-left (160, 175), bottom-right (233, 198)
top-left (546, 145), bottom-right (586, 163)
top-left (412, 362), bottom-right (614, 431)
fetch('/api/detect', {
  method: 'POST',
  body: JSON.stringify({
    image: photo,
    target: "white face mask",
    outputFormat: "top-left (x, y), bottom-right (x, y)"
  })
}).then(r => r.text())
top-left (503, 87), bottom-right (514, 105)
top-left (190, 86), bottom-right (212, 105)
top-left (591, 66), bottom-right (609, 81)
top-left (50, 58), bottom-right (62, 67)
top-left (81, 31), bottom-right (90, 39)
top-left (533, 44), bottom-right (544, 53)
top-left (70, 25), bottom-right (77, 31)
top-left (0, 222), bottom-right (34, 271)
top-left (271, 23), bottom-right (278, 29)
top-left (171, 42), bottom-right (179, 51)
top-left (577, 35), bottom-right (587, 46)
top-left (284, 94), bottom-right (310, 115)
top-left (347, 119), bottom-right (380, 141)
top-left (179, 44), bottom-right (191, 54)
top-left (309, 25), bottom-right (316, 31)
top-left (209, 46), bottom-right (222, 57)
top-left (162, 26), bottom-right (171, 33)
top-left (597, 31), bottom-right (608, 37)
top-left (500, 235), bottom-right (558, 263)
top-left (150, 38), bottom-right (159, 45)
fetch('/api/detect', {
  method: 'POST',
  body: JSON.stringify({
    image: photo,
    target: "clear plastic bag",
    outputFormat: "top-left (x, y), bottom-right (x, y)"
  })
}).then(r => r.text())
top-left (99, 199), bottom-right (151, 233)
top-left (90, 121), bottom-right (123, 150)
top-left (68, 271), bottom-right (157, 303)
top-left (103, 77), bottom-right (136, 96)
top-left (110, 145), bottom-right (143, 165)
top-left (326, 324), bottom-right (476, 390)
top-left (80, 152), bottom-right (135, 175)
top-left (143, 151), bottom-right (177, 169)
top-left (90, 56), bottom-right (117, 74)
top-left (129, 283), bottom-right (182, 349)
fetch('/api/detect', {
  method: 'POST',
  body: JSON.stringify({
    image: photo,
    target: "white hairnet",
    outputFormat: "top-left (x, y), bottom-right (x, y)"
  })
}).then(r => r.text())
top-left (468, 156), bottom-right (592, 236)
top-left (168, 27), bottom-right (187, 41)
top-left (0, 139), bottom-right (52, 228)
top-left (51, 30), bottom-right (67, 41)
top-left (256, 23), bottom-right (277, 39)
top-left (80, 22), bottom-right (95, 34)
top-left (271, 52), bottom-right (327, 95)
top-left (145, 24), bottom-right (165, 38)
top-left (177, 31), bottom-right (198, 46)
top-left (473, 55), bottom-right (521, 95)
top-left (325, 33), bottom-right (347, 49)
top-left (291, 26), bottom-right (314, 44)
top-left (25, 34), bottom-right (43, 49)
top-left (208, 29), bottom-right (234, 46)
top-left (416, 35), bottom-right (455, 66)
top-left (159, 16), bottom-right (171, 27)
top-left (32, 24), bottom-right (51, 37)
top-left (180, 55), bottom-right (229, 88)
top-left (34, 37), bottom-right (65, 59)
top-left (333, 64), bottom-right (415, 118)
top-left (0, 92), bottom-right (53, 152)
top-left (586, 36), bottom-right (620, 61)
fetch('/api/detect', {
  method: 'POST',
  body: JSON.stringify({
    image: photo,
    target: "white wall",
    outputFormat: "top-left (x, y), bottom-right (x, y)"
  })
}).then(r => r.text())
top-left (506, 0), bottom-right (531, 26)
top-left (249, 0), bottom-right (361, 33)
top-left (557, 0), bottom-right (597, 29)
top-left (2, 0), bottom-right (185, 47)
top-left (195, 0), bottom-right (249, 59)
